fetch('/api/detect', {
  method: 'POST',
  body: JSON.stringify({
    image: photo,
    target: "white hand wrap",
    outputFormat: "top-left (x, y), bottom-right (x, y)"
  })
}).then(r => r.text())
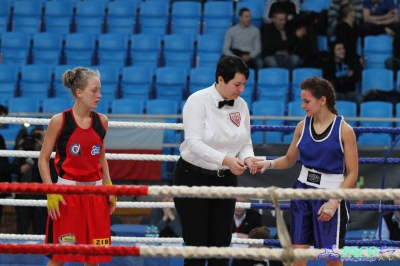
top-left (318, 199), bottom-right (339, 217)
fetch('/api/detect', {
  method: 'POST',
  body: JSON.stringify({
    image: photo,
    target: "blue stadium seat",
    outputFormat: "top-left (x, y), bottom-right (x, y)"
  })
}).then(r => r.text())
top-left (361, 68), bottom-right (394, 94)
top-left (42, 97), bottom-right (73, 115)
top-left (0, 127), bottom-right (20, 150)
top-left (111, 99), bottom-right (144, 114)
top-left (317, 35), bottom-right (329, 52)
top-left (94, 98), bottom-right (109, 114)
top-left (12, 0), bottom-right (42, 34)
top-left (163, 33), bottom-right (195, 70)
top-left (64, 33), bottom-right (96, 66)
top-left (0, 32), bottom-right (31, 66)
top-left (364, 34), bottom-right (393, 69)
top-left (0, 0), bottom-right (11, 32)
top-left (188, 67), bottom-right (215, 95)
top-left (252, 100), bottom-right (285, 144)
top-left (336, 100), bottom-right (357, 126)
top-left (31, 32), bottom-right (63, 65)
top-left (146, 99), bottom-right (180, 143)
top-left (283, 100), bottom-right (304, 143)
top-left (235, 1), bottom-right (264, 28)
top-left (357, 133), bottom-right (393, 146)
top-left (202, 1), bottom-right (233, 35)
top-left (359, 101), bottom-right (393, 128)
top-left (138, 1), bottom-right (169, 36)
top-left (154, 67), bottom-right (188, 104)
top-left (196, 33), bottom-right (224, 68)
top-left (43, 0), bottom-right (74, 35)
top-left (93, 65), bottom-right (121, 104)
top-left (75, 1), bottom-right (106, 36)
top-left (0, 64), bottom-right (19, 99)
top-left (19, 64), bottom-right (53, 100)
top-left (106, 0), bottom-right (138, 34)
top-left (292, 68), bottom-right (323, 100)
top-left (241, 68), bottom-right (255, 108)
top-left (121, 66), bottom-right (154, 101)
top-left (8, 97), bottom-right (40, 114)
top-left (130, 33), bottom-right (162, 70)
top-left (97, 33), bottom-right (129, 67)
top-left (53, 64), bottom-right (77, 97)
top-left (301, 0), bottom-right (330, 12)
top-left (257, 68), bottom-right (289, 103)
top-left (170, 1), bottom-right (202, 37)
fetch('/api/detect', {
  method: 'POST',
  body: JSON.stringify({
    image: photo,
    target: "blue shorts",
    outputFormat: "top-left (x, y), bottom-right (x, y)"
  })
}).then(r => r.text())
top-left (290, 180), bottom-right (349, 248)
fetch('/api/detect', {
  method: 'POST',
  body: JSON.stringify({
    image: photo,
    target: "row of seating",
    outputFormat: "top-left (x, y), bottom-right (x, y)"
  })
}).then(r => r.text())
top-left (1, 63), bottom-right (400, 109)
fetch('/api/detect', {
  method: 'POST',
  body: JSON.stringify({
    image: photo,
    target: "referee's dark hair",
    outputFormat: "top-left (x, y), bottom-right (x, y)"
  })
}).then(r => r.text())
top-left (215, 55), bottom-right (249, 84)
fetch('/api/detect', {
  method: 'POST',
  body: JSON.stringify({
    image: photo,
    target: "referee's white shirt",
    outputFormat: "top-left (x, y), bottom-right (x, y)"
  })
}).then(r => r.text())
top-left (180, 83), bottom-right (254, 171)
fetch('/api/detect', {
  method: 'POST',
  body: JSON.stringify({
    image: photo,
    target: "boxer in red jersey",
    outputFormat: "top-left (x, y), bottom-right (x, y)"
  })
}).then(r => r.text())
top-left (38, 67), bottom-right (117, 266)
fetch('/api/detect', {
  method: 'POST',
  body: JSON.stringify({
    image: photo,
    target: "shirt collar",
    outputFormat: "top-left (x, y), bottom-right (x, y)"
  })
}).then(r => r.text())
top-left (234, 212), bottom-right (247, 227)
top-left (211, 83), bottom-right (226, 108)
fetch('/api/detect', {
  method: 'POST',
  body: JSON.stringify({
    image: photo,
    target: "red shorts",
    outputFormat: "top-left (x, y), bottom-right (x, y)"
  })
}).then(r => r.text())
top-left (45, 194), bottom-right (111, 263)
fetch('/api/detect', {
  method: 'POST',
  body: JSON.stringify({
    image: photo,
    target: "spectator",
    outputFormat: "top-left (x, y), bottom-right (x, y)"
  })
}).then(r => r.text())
top-left (376, 200), bottom-right (400, 240)
top-left (334, 3), bottom-right (363, 62)
top-left (0, 105), bottom-right (32, 226)
top-left (327, 0), bottom-right (363, 37)
top-left (322, 41), bottom-right (363, 106)
top-left (223, 8), bottom-right (263, 70)
top-left (385, 25), bottom-right (400, 80)
top-left (263, 0), bottom-right (301, 25)
top-left (150, 197), bottom-right (182, 238)
top-left (233, 226), bottom-right (284, 266)
top-left (361, 0), bottom-right (399, 36)
top-left (260, 8), bottom-right (308, 70)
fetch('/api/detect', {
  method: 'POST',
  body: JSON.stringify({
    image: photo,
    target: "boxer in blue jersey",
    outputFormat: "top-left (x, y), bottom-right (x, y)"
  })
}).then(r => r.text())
top-left (250, 77), bottom-right (358, 266)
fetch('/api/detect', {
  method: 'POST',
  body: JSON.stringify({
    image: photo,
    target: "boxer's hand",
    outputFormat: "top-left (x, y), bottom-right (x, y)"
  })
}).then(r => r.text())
top-left (47, 194), bottom-right (66, 220)
top-left (318, 199), bottom-right (339, 221)
top-left (250, 160), bottom-right (275, 174)
top-left (104, 181), bottom-right (117, 214)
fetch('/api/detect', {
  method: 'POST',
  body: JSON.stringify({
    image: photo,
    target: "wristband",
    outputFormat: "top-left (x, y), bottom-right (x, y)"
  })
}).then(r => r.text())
top-left (268, 160), bottom-right (275, 169)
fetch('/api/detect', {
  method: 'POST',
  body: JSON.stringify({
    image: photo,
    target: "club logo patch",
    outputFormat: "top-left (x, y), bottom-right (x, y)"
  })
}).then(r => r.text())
top-left (58, 233), bottom-right (77, 245)
top-left (91, 144), bottom-right (101, 155)
top-left (229, 112), bottom-right (241, 127)
top-left (69, 143), bottom-right (81, 156)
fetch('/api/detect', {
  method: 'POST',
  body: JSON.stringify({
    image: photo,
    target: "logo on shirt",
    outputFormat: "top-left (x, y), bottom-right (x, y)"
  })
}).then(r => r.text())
top-left (229, 112), bottom-right (241, 127)
top-left (69, 143), bottom-right (81, 156)
top-left (91, 144), bottom-right (101, 155)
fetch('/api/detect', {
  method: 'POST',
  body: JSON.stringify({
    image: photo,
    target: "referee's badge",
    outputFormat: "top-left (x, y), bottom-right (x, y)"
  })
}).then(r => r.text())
top-left (229, 112), bottom-right (241, 127)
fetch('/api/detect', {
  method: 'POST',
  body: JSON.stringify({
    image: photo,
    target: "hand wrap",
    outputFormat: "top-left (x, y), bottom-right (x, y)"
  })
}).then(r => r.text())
top-left (47, 194), bottom-right (64, 211)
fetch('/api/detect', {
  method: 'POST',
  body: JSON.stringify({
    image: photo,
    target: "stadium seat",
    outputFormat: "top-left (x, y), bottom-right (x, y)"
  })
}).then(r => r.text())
top-left (0, 32), bottom-right (31, 66)
top-left (94, 98), bottom-right (109, 114)
top-left (53, 64), bottom-right (77, 98)
top-left (283, 100), bottom-right (304, 143)
top-left (242, 68), bottom-right (256, 108)
top-left (42, 97), bottom-right (73, 115)
top-left (252, 100), bottom-right (285, 144)
top-left (336, 100), bottom-right (357, 126)
top-left (154, 67), bottom-right (188, 104)
top-left (111, 99), bottom-right (144, 114)
top-left (163, 33), bottom-right (195, 70)
top-left (359, 101), bottom-right (393, 128)
top-left (138, 1), bottom-right (169, 36)
top-left (357, 133), bottom-right (393, 146)
top-left (196, 33), bottom-right (224, 68)
top-left (8, 97), bottom-right (40, 114)
top-left (0, 127), bottom-right (20, 150)
top-left (202, 1), bottom-right (233, 35)
top-left (64, 33), bottom-right (96, 66)
top-left (301, 0), bottom-right (330, 12)
top-left (361, 68), bottom-right (394, 94)
top-left (43, 0), bottom-right (74, 35)
top-left (292, 68), bottom-right (323, 101)
top-left (364, 34), bottom-right (393, 69)
top-left (19, 64), bottom-right (53, 100)
top-left (0, 64), bottom-right (19, 99)
top-left (93, 65), bottom-right (121, 104)
top-left (12, 0), bottom-right (42, 34)
top-left (0, 0), bottom-right (11, 33)
top-left (121, 66), bottom-right (154, 101)
top-left (75, 1), bottom-right (106, 35)
top-left (188, 67), bottom-right (215, 95)
top-left (235, 1), bottom-right (264, 28)
top-left (170, 1), bottom-right (202, 37)
top-left (106, 0), bottom-right (138, 34)
top-left (130, 33), bottom-right (162, 70)
top-left (257, 68), bottom-right (289, 103)
top-left (317, 35), bottom-right (329, 52)
top-left (31, 32), bottom-right (63, 65)
top-left (97, 33), bottom-right (129, 67)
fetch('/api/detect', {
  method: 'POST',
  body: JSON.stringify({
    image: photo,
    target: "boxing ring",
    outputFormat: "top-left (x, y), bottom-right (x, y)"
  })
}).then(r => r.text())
top-left (1, 116), bottom-right (400, 266)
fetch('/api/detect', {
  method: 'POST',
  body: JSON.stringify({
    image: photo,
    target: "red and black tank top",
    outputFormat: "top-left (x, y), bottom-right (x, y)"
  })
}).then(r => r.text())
top-left (54, 109), bottom-right (106, 182)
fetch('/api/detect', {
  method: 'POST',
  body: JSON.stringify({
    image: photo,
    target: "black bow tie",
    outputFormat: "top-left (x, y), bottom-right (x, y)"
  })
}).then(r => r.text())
top-left (218, 99), bottom-right (234, 108)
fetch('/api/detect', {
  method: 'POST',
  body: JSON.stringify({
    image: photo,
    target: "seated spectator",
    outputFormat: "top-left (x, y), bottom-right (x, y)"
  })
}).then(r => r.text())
top-left (327, 0), bottom-right (363, 37)
top-left (232, 226), bottom-right (283, 266)
top-left (322, 41), bottom-right (363, 106)
top-left (260, 8), bottom-right (308, 70)
top-left (334, 3), bottom-right (363, 63)
top-left (232, 198), bottom-right (263, 240)
top-left (263, 0), bottom-right (301, 27)
top-left (376, 200), bottom-right (400, 240)
top-left (149, 197), bottom-right (182, 238)
top-left (361, 0), bottom-right (399, 36)
top-left (223, 8), bottom-right (263, 70)
top-left (385, 25), bottom-right (400, 80)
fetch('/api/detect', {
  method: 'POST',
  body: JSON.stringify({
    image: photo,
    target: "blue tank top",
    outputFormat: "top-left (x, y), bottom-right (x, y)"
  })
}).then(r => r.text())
top-left (297, 115), bottom-right (344, 174)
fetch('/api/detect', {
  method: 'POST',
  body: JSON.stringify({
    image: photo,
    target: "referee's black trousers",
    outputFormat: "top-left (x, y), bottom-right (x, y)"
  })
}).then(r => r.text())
top-left (173, 158), bottom-right (237, 266)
